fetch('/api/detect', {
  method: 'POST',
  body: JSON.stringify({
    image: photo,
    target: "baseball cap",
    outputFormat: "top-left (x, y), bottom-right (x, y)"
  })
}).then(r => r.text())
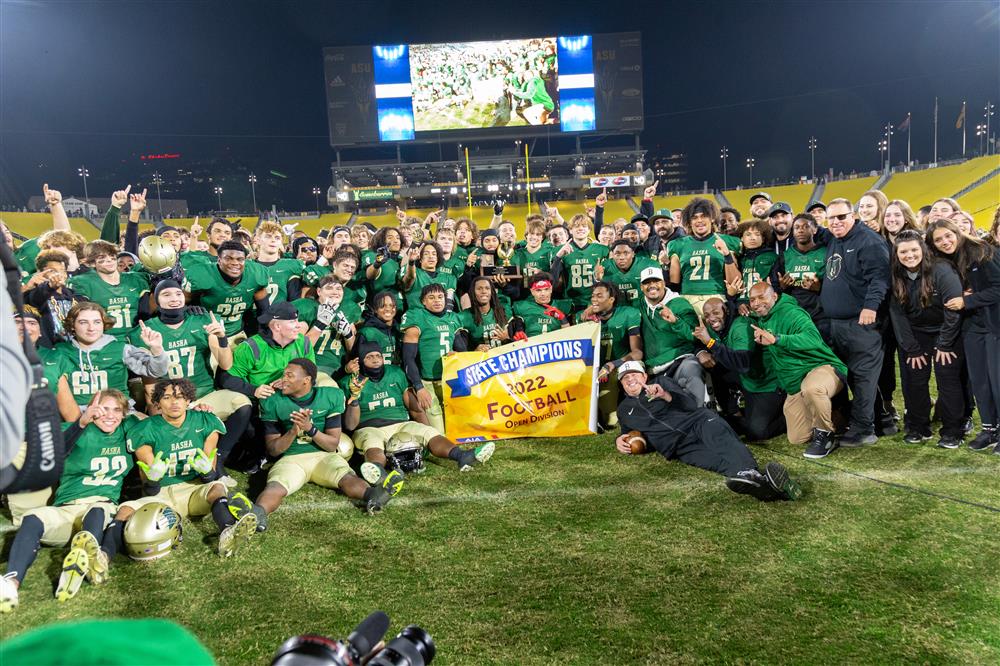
top-left (766, 202), bottom-right (793, 217)
top-left (618, 360), bottom-right (646, 378)
top-left (258, 301), bottom-right (298, 325)
top-left (649, 208), bottom-right (674, 223)
top-left (640, 266), bottom-right (664, 283)
top-left (629, 213), bottom-right (649, 224)
top-left (156, 226), bottom-right (180, 236)
top-left (749, 192), bottom-right (772, 205)
top-left (806, 201), bottom-right (827, 212)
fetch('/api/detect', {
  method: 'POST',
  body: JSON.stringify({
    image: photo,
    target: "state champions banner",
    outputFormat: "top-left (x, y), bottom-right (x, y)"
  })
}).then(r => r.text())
top-left (442, 322), bottom-right (600, 443)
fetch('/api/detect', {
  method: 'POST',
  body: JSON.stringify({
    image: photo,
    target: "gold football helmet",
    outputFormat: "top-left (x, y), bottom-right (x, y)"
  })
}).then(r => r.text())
top-left (124, 502), bottom-right (182, 561)
top-left (137, 235), bottom-right (177, 274)
top-left (385, 431), bottom-right (424, 474)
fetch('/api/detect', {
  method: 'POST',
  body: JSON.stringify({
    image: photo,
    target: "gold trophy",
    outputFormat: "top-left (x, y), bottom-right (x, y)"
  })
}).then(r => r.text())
top-left (481, 242), bottom-right (520, 277)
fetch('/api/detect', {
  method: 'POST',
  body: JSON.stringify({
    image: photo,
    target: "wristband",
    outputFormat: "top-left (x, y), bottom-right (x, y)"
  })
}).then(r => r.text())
top-left (306, 425), bottom-right (318, 437)
top-left (347, 398), bottom-right (360, 406)
top-left (611, 358), bottom-right (625, 369)
top-left (217, 336), bottom-right (229, 348)
top-left (705, 337), bottom-right (716, 349)
top-left (724, 255), bottom-right (735, 265)
top-left (774, 335), bottom-right (781, 345)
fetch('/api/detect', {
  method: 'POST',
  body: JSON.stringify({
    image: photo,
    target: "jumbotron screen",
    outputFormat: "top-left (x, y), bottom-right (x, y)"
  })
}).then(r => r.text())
top-left (323, 32), bottom-right (643, 145)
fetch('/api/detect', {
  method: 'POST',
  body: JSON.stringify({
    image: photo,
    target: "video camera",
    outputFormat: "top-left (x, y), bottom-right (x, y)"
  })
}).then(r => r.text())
top-left (271, 610), bottom-right (435, 666)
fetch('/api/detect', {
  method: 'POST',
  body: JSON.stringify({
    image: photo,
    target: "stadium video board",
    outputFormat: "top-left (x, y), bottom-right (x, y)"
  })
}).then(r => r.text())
top-left (323, 32), bottom-right (643, 145)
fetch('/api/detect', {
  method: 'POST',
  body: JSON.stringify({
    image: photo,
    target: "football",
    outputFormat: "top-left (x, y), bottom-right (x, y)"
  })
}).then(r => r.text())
top-left (626, 430), bottom-right (647, 455)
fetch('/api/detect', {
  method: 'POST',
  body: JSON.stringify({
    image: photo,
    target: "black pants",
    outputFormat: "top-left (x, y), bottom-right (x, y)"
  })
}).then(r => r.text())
top-left (828, 318), bottom-right (884, 435)
top-left (876, 322), bottom-right (897, 423)
top-left (662, 413), bottom-right (759, 477)
top-left (964, 328), bottom-right (1000, 427)
top-left (743, 390), bottom-right (787, 441)
top-left (898, 330), bottom-right (966, 438)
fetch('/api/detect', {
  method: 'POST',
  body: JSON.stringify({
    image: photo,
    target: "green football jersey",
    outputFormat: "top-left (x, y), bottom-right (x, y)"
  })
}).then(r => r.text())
top-left (186, 261), bottom-right (270, 336)
top-left (399, 306), bottom-right (465, 381)
top-left (437, 255), bottom-right (466, 283)
top-left (561, 242), bottom-right (610, 308)
top-left (38, 346), bottom-right (71, 399)
top-left (638, 297), bottom-right (697, 369)
top-left (357, 323), bottom-right (398, 364)
top-left (739, 250), bottom-right (780, 300)
top-left (668, 234), bottom-right (741, 296)
top-left (338, 365), bottom-right (410, 429)
top-left (292, 298), bottom-right (358, 376)
top-left (255, 257), bottom-right (305, 304)
top-left (128, 411), bottom-right (225, 487)
top-left (781, 245), bottom-right (826, 285)
top-left (128, 314), bottom-right (216, 399)
top-left (404, 268), bottom-right (456, 311)
top-left (578, 305), bottom-right (641, 364)
top-left (302, 263), bottom-right (331, 287)
top-left (367, 256), bottom-right (403, 300)
top-left (598, 255), bottom-right (660, 305)
top-left (260, 387), bottom-right (346, 457)
top-left (14, 238), bottom-right (40, 276)
top-left (513, 245), bottom-right (553, 284)
top-left (55, 339), bottom-right (131, 406)
top-left (460, 306), bottom-right (510, 349)
top-left (512, 299), bottom-right (573, 337)
top-left (52, 416), bottom-right (139, 505)
top-left (68, 271), bottom-right (150, 338)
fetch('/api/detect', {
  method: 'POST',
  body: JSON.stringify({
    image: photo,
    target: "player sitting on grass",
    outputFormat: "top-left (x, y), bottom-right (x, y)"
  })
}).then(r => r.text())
top-left (249, 358), bottom-right (399, 528)
top-left (614, 361), bottom-right (801, 502)
top-left (1, 390), bottom-right (137, 613)
top-left (344, 341), bottom-right (495, 486)
top-left (121, 379), bottom-right (258, 557)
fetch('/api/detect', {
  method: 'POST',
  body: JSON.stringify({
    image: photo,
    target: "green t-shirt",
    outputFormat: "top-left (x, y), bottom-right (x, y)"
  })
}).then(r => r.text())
top-left (52, 416), bottom-right (139, 505)
top-left (129, 314), bottom-right (217, 399)
top-left (599, 255), bottom-right (659, 305)
top-left (577, 305), bottom-right (641, 364)
top-left (399, 306), bottom-right (465, 381)
top-left (668, 234), bottom-right (742, 296)
top-left (460, 306), bottom-right (510, 349)
top-left (781, 245), bottom-right (827, 285)
top-left (229, 334), bottom-right (315, 387)
top-left (186, 261), bottom-right (270, 336)
top-left (739, 249), bottom-right (780, 301)
top-left (638, 297), bottom-right (697, 369)
top-left (512, 299), bottom-right (573, 337)
top-left (128, 411), bottom-right (225, 487)
top-left (68, 271), bottom-right (150, 339)
top-left (561, 242), bottom-right (610, 309)
top-left (55, 339), bottom-right (131, 406)
top-left (260, 387), bottom-right (346, 457)
top-left (357, 323), bottom-right (399, 365)
top-left (338, 365), bottom-right (411, 429)
top-left (255, 257), bottom-right (304, 304)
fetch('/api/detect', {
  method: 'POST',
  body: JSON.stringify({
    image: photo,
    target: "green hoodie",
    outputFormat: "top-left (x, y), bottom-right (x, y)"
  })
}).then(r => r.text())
top-left (754, 294), bottom-right (847, 394)
top-left (639, 296), bottom-right (697, 370)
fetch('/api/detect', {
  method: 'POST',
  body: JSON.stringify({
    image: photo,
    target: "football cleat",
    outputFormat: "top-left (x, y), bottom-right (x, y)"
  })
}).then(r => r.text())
top-left (71, 531), bottom-right (108, 585)
top-left (0, 573), bottom-right (19, 614)
top-left (765, 462), bottom-right (802, 501)
top-left (360, 462), bottom-right (388, 486)
top-left (364, 487), bottom-right (393, 515)
top-left (227, 492), bottom-right (253, 520)
top-left (459, 443), bottom-right (495, 472)
top-left (55, 548), bottom-right (90, 602)
top-left (218, 512), bottom-right (257, 558)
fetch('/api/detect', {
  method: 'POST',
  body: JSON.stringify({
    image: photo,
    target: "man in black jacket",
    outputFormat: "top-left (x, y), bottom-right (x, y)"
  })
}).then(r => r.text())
top-left (614, 361), bottom-right (800, 501)
top-left (819, 198), bottom-right (890, 446)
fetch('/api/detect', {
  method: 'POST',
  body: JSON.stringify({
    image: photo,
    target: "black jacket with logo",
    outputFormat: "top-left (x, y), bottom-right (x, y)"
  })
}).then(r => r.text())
top-left (819, 222), bottom-right (889, 319)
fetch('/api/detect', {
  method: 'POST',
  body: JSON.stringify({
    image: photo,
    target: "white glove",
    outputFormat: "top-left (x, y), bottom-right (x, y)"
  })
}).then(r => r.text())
top-left (138, 451), bottom-right (169, 482)
top-left (315, 303), bottom-right (336, 327)
top-left (334, 312), bottom-right (353, 338)
top-left (190, 448), bottom-right (216, 476)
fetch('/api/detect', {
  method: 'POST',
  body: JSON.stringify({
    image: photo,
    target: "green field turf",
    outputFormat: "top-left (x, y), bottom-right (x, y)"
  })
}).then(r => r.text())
top-left (2, 429), bottom-right (999, 665)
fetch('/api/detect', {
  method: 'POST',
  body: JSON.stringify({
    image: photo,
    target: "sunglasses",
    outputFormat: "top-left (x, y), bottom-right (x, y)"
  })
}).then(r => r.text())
top-left (828, 213), bottom-right (851, 222)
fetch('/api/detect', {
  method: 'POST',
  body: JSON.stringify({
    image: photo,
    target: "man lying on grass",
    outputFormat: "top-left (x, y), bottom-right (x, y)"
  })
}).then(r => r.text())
top-left (614, 360), bottom-right (802, 501)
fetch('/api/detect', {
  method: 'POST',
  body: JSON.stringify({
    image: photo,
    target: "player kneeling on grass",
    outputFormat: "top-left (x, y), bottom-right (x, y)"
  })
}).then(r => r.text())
top-left (123, 378), bottom-right (257, 557)
top-left (344, 341), bottom-right (495, 487)
top-left (1, 390), bottom-right (136, 613)
top-left (614, 361), bottom-right (802, 501)
top-left (251, 358), bottom-right (399, 524)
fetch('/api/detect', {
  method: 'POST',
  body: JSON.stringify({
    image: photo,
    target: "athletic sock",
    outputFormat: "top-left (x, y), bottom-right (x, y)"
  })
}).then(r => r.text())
top-left (81, 507), bottom-right (106, 542)
top-left (447, 447), bottom-right (467, 466)
top-left (101, 520), bottom-right (125, 560)
top-left (211, 498), bottom-right (236, 530)
top-left (7, 515), bottom-right (45, 582)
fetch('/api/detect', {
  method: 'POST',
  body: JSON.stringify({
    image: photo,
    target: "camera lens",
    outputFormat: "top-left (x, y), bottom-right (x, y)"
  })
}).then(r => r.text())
top-left (367, 625), bottom-right (435, 666)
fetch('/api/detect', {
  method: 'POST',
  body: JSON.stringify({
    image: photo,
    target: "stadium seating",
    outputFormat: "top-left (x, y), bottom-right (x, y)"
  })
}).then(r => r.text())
top-left (881, 155), bottom-right (1000, 207)
top-left (819, 176), bottom-right (880, 209)
top-left (653, 192), bottom-right (728, 216)
top-left (0, 212), bottom-right (100, 241)
top-left (721, 182), bottom-right (815, 218)
top-left (957, 174), bottom-right (999, 231)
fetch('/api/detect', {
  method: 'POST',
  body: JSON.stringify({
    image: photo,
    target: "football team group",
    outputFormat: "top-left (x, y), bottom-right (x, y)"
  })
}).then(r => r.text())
top-left (1, 180), bottom-right (998, 616)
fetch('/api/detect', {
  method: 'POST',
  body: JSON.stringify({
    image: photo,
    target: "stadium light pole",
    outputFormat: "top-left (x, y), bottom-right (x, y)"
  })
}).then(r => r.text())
top-left (77, 166), bottom-right (90, 209)
top-left (976, 124), bottom-right (987, 156)
top-left (884, 123), bottom-right (893, 170)
top-left (745, 156), bottom-right (755, 187)
top-left (312, 187), bottom-right (322, 215)
top-left (985, 102), bottom-right (995, 155)
top-left (808, 137), bottom-right (817, 180)
top-left (214, 186), bottom-right (223, 212)
top-left (151, 171), bottom-right (164, 221)
top-left (877, 139), bottom-right (887, 170)
top-left (720, 147), bottom-right (728, 190)
top-left (248, 174), bottom-right (258, 212)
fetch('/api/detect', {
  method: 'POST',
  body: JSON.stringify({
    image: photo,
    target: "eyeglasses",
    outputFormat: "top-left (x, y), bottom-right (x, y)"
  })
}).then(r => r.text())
top-left (828, 213), bottom-right (851, 222)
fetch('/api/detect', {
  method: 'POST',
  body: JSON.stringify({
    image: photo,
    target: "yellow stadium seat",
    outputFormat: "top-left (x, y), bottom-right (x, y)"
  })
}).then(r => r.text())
top-left (820, 176), bottom-right (880, 209)
top-left (1, 212), bottom-right (100, 241)
top-left (721, 183), bottom-right (815, 219)
top-left (957, 174), bottom-right (999, 232)
top-left (882, 155), bottom-right (1000, 209)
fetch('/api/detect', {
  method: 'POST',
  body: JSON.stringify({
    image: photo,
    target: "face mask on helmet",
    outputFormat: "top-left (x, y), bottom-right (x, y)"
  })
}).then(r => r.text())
top-left (385, 432), bottom-right (425, 474)
top-left (124, 501), bottom-right (183, 561)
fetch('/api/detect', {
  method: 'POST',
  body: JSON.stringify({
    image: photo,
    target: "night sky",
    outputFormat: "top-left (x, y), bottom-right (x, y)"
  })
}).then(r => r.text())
top-left (1, 0), bottom-right (997, 210)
